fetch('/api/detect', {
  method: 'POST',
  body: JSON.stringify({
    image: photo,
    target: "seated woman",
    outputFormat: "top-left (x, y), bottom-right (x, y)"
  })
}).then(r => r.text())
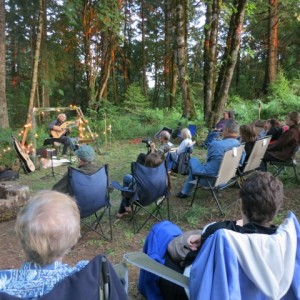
top-left (175, 128), bottom-right (195, 156)
top-left (0, 191), bottom-right (89, 298)
top-left (117, 152), bottom-right (166, 218)
top-left (261, 111), bottom-right (300, 171)
top-left (201, 111), bottom-right (232, 148)
top-left (238, 124), bottom-right (257, 171)
top-left (258, 118), bottom-right (283, 143)
top-left (160, 171), bottom-right (284, 300)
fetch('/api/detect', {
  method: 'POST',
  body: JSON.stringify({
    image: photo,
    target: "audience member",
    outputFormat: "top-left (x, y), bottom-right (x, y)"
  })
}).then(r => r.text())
top-left (261, 111), bottom-right (300, 171)
top-left (116, 152), bottom-right (165, 218)
top-left (137, 130), bottom-right (173, 165)
top-left (0, 191), bottom-right (88, 298)
top-left (52, 144), bottom-right (98, 194)
top-left (171, 122), bottom-right (183, 139)
top-left (176, 120), bottom-right (242, 198)
top-left (160, 172), bottom-right (284, 300)
top-left (238, 124), bottom-right (257, 170)
top-left (258, 119), bottom-right (282, 143)
top-left (201, 111), bottom-right (232, 148)
top-left (176, 128), bottom-right (195, 156)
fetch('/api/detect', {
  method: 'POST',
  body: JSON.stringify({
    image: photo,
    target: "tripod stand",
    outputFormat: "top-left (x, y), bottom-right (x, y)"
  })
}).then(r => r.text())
top-left (42, 139), bottom-right (61, 179)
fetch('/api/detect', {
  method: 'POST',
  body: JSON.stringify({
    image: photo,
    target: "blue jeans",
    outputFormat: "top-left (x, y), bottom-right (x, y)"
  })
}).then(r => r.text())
top-left (181, 158), bottom-right (213, 196)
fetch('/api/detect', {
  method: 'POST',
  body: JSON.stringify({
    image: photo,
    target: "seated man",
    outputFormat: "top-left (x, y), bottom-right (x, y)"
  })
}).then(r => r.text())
top-left (161, 171), bottom-right (284, 300)
top-left (48, 113), bottom-right (77, 156)
top-left (0, 190), bottom-right (90, 297)
top-left (137, 130), bottom-right (174, 165)
top-left (177, 119), bottom-right (242, 198)
top-left (52, 144), bottom-right (99, 194)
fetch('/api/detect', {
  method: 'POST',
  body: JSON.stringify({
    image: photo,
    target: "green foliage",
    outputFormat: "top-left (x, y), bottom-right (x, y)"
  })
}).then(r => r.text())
top-left (262, 73), bottom-right (300, 120)
top-left (0, 128), bottom-right (16, 168)
top-left (123, 84), bottom-right (150, 114)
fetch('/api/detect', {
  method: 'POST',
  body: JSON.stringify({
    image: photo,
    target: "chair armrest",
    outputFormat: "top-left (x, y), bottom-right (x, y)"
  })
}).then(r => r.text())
top-left (111, 181), bottom-right (134, 193)
top-left (123, 252), bottom-right (189, 290)
top-left (192, 172), bottom-right (217, 179)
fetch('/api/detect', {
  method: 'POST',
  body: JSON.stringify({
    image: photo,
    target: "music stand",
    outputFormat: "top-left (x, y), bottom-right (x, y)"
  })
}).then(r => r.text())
top-left (42, 138), bottom-right (61, 179)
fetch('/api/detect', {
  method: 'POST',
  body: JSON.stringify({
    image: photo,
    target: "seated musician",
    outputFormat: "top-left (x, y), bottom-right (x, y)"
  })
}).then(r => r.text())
top-left (48, 113), bottom-right (77, 156)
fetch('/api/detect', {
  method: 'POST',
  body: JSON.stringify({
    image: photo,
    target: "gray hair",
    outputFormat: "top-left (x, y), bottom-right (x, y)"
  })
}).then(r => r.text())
top-left (180, 128), bottom-right (192, 140)
top-left (15, 190), bottom-right (81, 265)
top-left (159, 130), bottom-right (171, 141)
top-left (224, 119), bottom-right (239, 134)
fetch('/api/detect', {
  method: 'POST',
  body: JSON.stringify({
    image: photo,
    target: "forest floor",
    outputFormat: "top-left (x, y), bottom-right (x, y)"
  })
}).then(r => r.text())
top-left (0, 141), bottom-right (299, 299)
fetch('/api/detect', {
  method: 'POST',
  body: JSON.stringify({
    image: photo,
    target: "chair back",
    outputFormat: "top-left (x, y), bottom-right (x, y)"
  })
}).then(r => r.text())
top-left (190, 212), bottom-right (300, 300)
top-left (131, 161), bottom-right (168, 206)
top-left (242, 135), bottom-right (271, 173)
top-left (0, 255), bottom-right (128, 300)
top-left (188, 124), bottom-right (197, 137)
top-left (68, 165), bottom-right (109, 218)
top-left (215, 144), bottom-right (245, 187)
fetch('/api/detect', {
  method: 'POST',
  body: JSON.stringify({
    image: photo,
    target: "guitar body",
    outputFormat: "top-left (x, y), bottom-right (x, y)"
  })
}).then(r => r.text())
top-left (50, 121), bottom-right (76, 138)
top-left (12, 136), bottom-right (35, 173)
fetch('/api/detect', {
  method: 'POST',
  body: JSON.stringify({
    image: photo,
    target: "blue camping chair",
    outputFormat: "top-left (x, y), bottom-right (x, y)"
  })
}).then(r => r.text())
top-left (112, 161), bottom-right (170, 233)
top-left (68, 164), bottom-right (112, 241)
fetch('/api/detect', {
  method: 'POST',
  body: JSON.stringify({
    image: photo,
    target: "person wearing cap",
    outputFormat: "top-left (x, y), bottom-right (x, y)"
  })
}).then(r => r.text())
top-left (137, 130), bottom-right (174, 165)
top-left (52, 144), bottom-right (99, 194)
top-left (150, 130), bottom-right (174, 156)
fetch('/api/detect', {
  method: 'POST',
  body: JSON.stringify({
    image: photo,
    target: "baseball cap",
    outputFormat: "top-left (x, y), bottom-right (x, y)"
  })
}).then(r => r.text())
top-left (75, 145), bottom-right (95, 162)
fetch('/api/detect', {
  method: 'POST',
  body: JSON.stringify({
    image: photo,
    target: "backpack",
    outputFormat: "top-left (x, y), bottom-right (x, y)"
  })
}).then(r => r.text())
top-left (0, 169), bottom-right (19, 181)
top-left (172, 152), bottom-right (190, 175)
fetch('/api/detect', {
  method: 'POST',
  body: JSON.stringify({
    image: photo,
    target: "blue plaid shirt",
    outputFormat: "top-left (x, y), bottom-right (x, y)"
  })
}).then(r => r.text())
top-left (0, 260), bottom-right (88, 299)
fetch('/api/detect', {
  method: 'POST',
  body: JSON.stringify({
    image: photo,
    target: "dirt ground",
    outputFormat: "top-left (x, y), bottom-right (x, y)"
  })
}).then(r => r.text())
top-left (0, 146), bottom-right (299, 298)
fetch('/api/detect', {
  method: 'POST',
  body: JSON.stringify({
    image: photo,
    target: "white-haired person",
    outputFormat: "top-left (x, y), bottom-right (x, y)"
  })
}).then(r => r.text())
top-left (0, 190), bottom-right (128, 299)
top-left (0, 191), bottom-right (88, 298)
top-left (48, 113), bottom-right (77, 156)
top-left (176, 128), bottom-right (195, 156)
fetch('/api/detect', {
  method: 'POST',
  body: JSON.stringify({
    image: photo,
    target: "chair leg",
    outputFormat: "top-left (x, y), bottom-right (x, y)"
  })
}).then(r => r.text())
top-left (292, 165), bottom-right (299, 185)
top-left (190, 178), bottom-right (200, 206)
top-left (209, 187), bottom-right (225, 216)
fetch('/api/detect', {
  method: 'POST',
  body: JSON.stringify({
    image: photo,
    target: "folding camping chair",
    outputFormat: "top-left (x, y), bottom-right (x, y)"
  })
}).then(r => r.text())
top-left (237, 135), bottom-right (271, 184)
top-left (124, 212), bottom-right (300, 300)
top-left (269, 145), bottom-right (300, 185)
top-left (112, 161), bottom-right (170, 233)
top-left (68, 164), bottom-right (112, 240)
top-left (190, 144), bottom-right (245, 215)
top-left (0, 255), bottom-right (128, 299)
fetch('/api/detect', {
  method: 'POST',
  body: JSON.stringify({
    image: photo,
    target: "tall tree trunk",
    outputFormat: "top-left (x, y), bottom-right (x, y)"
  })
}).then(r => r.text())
top-left (264, 0), bottom-right (278, 93)
top-left (141, 0), bottom-right (147, 96)
top-left (41, 0), bottom-right (49, 108)
top-left (209, 0), bottom-right (247, 127)
top-left (164, 0), bottom-right (171, 107)
top-left (176, 0), bottom-right (195, 119)
top-left (0, 0), bottom-right (9, 128)
top-left (26, 0), bottom-right (44, 126)
top-left (203, 0), bottom-right (220, 123)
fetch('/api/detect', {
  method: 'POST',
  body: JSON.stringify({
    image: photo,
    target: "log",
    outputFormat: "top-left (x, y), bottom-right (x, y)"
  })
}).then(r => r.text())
top-left (0, 182), bottom-right (30, 222)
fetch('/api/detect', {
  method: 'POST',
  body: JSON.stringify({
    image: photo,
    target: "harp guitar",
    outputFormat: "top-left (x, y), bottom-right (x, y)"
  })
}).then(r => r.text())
top-left (12, 136), bottom-right (35, 173)
top-left (50, 121), bottom-right (77, 138)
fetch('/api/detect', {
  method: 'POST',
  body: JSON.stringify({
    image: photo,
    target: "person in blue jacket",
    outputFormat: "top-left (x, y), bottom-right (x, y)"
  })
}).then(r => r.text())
top-left (177, 119), bottom-right (243, 198)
